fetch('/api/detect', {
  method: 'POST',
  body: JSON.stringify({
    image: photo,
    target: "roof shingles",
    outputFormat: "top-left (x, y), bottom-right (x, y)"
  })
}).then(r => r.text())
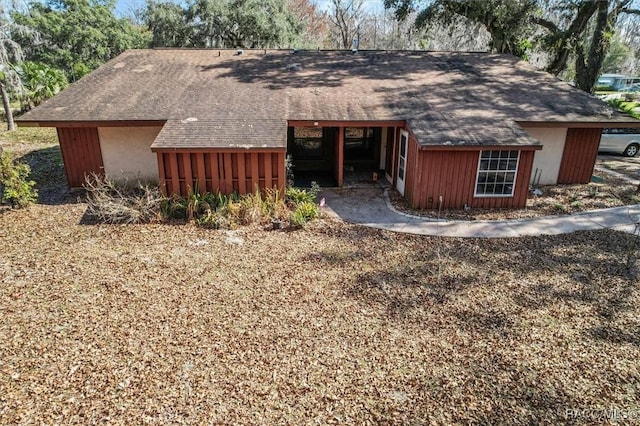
top-left (18, 49), bottom-right (640, 149)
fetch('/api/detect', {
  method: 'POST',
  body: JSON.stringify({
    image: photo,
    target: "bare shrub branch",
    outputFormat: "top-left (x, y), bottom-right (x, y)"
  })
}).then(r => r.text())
top-left (84, 173), bottom-right (165, 224)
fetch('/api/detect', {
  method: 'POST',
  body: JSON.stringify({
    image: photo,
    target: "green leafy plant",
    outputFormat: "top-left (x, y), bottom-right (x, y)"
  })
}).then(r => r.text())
top-left (162, 193), bottom-right (188, 220)
top-left (0, 151), bottom-right (38, 208)
top-left (553, 203), bottom-right (568, 213)
top-left (286, 184), bottom-right (319, 205)
top-left (286, 187), bottom-right (314, 204)
top-left (606, 98), bottom-right (640, 120)
top-left (162, 186), bottom-right (317, 229)
top-left (290, 200), bottom-right (319, 226)
top-left (18, 61), bottom-right (68, 108)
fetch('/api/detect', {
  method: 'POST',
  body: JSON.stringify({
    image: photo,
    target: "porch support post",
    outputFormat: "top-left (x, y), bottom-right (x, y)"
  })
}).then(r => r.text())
top-left (337, 126), bottom-right (344, 187)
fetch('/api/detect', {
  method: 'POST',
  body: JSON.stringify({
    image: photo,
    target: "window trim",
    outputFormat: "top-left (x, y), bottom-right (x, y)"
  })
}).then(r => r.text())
top-left (474, 150), bottom-right (520, 198)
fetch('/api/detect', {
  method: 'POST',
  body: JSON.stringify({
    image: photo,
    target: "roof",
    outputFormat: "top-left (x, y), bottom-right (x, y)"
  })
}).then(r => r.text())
top-left (18, 49), bottom-right (640, 149)
top-left (152, 118), bottom-right (286, 150)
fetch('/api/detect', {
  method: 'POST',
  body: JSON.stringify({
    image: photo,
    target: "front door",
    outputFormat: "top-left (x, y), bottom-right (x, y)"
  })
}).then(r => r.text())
top-left (397, 130), bottom-right (408, 195)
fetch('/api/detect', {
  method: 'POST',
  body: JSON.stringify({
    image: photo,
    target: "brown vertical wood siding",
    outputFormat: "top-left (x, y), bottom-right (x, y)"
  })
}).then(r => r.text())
top-left (56, 127), bottom-right (104, 187)
top-left (410, 149), bottom-right (536, 209)
top-left (157, 150), bottom-right (286, 196)
top-left (557, 128), bottom-right (602, 184)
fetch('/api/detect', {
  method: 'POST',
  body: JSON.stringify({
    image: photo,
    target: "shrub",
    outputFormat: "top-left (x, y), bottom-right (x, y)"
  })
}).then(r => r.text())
top-left (237, 190), bottom-right (265, 225)
top-left (161, 187), bottom-right (318, 228)
top-left (0, 152), bottom-right (38, 208)
top-left (553, 203), bottom-right (568, 213)
top-left (263, 187), bottom-right (288, 221)
top-left (84, 174), bottom-right (164, 224)
top-left (286, 187), bottom-right (314, 204)
top-left (196, 211), bottom-right (230, 229)
top-left (290, 200), bottom-right (320, 226)
top-left (162, 194), bottom-right (189, 220)
top-left (286, 183), bottom-right (320, 204)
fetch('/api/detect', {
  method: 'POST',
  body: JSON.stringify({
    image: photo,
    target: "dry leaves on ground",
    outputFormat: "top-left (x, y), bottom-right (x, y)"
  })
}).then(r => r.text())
top-left (1, 203), bottom-right (639, 424)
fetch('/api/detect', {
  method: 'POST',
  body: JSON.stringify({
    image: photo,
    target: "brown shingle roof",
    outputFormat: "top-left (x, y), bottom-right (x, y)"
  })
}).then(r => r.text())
top-left (152, 118), bottom-right (286, 149)
top-left (18, 49), bottom-right (640, 149)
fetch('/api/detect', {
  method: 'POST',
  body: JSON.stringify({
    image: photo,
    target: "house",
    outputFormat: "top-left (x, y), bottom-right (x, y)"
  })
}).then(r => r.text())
top-left (17, 49), bottom-right (640, 209)
top-left (597, 73), bottom-right (640, 91)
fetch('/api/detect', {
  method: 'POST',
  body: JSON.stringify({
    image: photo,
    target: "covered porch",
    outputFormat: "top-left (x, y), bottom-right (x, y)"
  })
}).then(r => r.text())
top-left (286, 120), bottom-right (406, 188)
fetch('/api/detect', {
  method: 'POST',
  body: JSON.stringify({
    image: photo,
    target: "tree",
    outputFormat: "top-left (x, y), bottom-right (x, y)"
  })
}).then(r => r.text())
top-left (187, 0), bottom-right (301, 48)
top-left (13, 0), bottom-right (151, 81)
top-left (18, 61), bottom-right (68, 108)
top-left (288, 0), bottom-right (329, 48)
top-left (385, 0), bottom-right (538, 58)
top-left (144, 0), bottom-right (193, 47)
top-left (535, 0), bottom-right (640, 93)
top-left (601, 34), bottom-right (633, 73)
top-left (385, 0), bottom-right (640, 93)
top-left (0, 6), bottom-right (36, 130)
top-left (328, 0), bottom-right (365, 49)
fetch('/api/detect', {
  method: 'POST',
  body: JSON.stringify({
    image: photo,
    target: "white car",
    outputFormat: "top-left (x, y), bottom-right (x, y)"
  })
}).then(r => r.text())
top-left (599, 128), bottom-right (640, 157)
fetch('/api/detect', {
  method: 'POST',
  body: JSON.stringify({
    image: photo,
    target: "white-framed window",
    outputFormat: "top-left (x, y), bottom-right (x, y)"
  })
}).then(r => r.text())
top-left (475, 150), bottom-right (520, 197)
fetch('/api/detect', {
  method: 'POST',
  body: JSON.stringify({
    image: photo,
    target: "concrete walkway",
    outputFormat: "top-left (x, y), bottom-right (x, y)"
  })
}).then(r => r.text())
top-left (320, 187), bottom-right (640, 238)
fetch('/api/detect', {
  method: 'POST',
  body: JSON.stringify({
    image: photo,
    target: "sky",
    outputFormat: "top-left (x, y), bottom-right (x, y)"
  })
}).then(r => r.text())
top-left (113, 0), bottom-right (387, 19)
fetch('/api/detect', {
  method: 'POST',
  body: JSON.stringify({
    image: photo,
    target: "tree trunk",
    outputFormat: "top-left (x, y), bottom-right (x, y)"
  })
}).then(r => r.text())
top-left (543, 1), bottom-right (599, 76)
top-left (0, 81), bottom-right (15, 132)
top-left (575, 1), bottom-right (626, 94)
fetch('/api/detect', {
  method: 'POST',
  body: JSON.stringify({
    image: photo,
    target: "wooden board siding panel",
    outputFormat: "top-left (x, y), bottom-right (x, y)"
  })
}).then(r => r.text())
top-left (157, 150), bottom-right (285, 197)
top-left (276, 153), bottom-right (286, 190)
top-left (250, 155), bottom-right (260, 192)
top-left (208, 154), bottom-right (220, 193)
top-left (195, 153), bottom-right (206, 193)
top-left (223, 153), bottom-right (233, 194)
top-left (57, 127), bottom-right (104, 187)
top-left (411, 149), bottom-right (535, 210)
top-left (557, 128), bottom-right (602, 184)
top-left (404, 134), bottom-right (419, 206)
top-left (264, 153), bottom-right (273, 189)
top-left (237, 153), bottom-right (247, 194)
top-left (157, 154), bottom-right (167, 194)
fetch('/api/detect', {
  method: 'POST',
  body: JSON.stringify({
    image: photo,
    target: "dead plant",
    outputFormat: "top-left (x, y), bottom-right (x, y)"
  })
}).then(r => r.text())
top-left (84, 173), bottom-right (165, 224)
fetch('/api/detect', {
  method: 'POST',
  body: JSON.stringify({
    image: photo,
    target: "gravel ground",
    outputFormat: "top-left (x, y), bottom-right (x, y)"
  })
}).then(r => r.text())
top-left (1, 203), bottom-right (639, 424)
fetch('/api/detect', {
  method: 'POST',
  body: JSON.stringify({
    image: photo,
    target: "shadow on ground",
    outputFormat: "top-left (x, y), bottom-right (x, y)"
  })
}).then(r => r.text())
top-left (17, 145), bottom-right (80, 205)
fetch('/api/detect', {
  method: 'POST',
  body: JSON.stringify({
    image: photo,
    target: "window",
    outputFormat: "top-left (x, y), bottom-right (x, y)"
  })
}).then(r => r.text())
top-left (603, 128), bottom-right (640, 135)
top-left (292, 127), bottom-right (324, 160)
top-left (344, 127), bottom-right (375, 148)
top-left (475, 150), bottom-right (519, 197)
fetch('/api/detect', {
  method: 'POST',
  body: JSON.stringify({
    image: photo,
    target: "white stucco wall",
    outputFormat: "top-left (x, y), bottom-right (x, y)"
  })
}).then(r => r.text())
top-left (524, 127), bottom-right (568, 185)
top-left (98, 127), bottom-right (162, 182)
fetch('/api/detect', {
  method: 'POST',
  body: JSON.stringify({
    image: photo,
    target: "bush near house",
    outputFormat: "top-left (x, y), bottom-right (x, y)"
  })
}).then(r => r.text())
top-left (85, 175), bottom-right (320, 228)
top-left (0, 151), bottom-right (38, 208)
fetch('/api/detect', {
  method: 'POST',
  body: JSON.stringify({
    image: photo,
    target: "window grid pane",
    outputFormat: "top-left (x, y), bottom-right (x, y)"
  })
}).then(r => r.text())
top-left (475, 150), bottom-right (519, 197)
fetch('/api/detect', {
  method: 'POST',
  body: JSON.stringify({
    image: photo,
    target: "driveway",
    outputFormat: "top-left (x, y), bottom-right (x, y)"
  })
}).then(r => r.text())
top-left (597, 154), bottom-right (640, 180)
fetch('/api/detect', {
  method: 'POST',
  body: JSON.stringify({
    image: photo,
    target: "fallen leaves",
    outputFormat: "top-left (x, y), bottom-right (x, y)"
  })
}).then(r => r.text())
top-left (0, 204), bottom-right (639, 424)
